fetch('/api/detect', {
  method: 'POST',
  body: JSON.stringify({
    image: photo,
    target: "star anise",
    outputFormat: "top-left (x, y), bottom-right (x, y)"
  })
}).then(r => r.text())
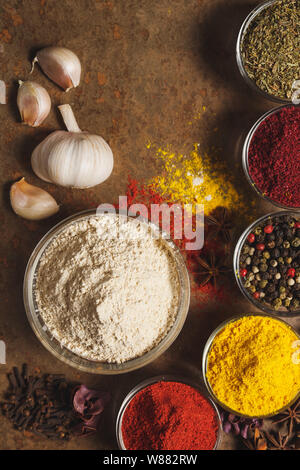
top-left (206, 207), bottom-right (233, 243)
top-left (243, 428), bottom-right (267, 450)
top-left (265, 431), bottom-right (295, 450)
top-left (272, 399), bottom-right (300, 434)
top-left (193, 252), bottom-right (232, 289)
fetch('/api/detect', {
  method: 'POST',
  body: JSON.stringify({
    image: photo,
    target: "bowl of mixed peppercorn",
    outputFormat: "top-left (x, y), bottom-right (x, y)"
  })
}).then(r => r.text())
top-left (234, 212), bottom-right (300, 316)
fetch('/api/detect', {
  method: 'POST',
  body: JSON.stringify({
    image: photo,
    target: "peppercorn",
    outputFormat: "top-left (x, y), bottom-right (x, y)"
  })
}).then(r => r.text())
top-left (256, 243), bottom-right (265, 251)
top-left (267, 241), bottom-right (275, 249)
top-left (264, 225), bottom-right (274, 234)
top-left (259, 280), bottom-right (268, 289)
top-left (259, 263), bottom-right (268, 272)
top-left (247, 233), bottom-right (255, 243)
top-left (272, 298), bottom-right (282, 309)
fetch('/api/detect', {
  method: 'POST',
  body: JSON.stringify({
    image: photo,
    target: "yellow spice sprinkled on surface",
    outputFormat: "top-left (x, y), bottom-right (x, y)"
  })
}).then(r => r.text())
top-left (149, 144), bottom-right (247, 215)
top-left (206, 316), bottom-right (300, 417)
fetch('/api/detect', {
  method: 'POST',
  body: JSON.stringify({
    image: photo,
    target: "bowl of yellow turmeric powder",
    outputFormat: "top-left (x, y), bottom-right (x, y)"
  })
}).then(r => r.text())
top-left (203, 314), bottom-right (300, 418)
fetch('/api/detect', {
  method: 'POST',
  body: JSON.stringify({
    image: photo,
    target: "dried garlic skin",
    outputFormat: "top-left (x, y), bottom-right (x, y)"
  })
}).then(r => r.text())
top-left (34, 46), bottom-right (81, 91)
top-left (10, 178), bottom-right (59, 220)
top-left (17, 80), bottom-right (51, 127)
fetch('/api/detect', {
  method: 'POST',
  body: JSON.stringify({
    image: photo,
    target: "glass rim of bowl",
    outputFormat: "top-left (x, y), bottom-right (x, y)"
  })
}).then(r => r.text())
top-left (233, 210), bottom-right (300, 317)
top-left (242, 103), bottom-right (300, 210)
top-left (23, 209), bottom-right (190, 375)
top-left (116, 374), bottom-right (222, 451)
top-left (202, 312), bottom-right (300, 419)
top-left (236, 0), bottom-right (292, 105)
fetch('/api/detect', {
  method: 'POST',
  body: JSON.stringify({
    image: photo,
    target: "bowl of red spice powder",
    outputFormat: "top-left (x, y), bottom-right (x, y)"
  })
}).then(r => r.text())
top-left (242, 104), bottom-right (300, 209)
top-left (116, 376), bottom-right (221, 450)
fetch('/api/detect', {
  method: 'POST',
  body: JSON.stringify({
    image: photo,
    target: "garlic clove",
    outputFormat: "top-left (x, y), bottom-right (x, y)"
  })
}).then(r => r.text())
top-left (0, 80), bottom-right (6, 104)
top-left (32, 47), bottom-right (81, 91)
top-left (17, 80), bottom-right (51, 127)
top-left (10, 178), bottom-right (59, 220)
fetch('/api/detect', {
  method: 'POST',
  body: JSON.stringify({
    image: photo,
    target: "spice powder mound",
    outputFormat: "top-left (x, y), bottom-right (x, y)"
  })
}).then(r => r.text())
top-left (121, 381), bottom-right (219, 450)
top-left (206, 315), bottom-right (300, 417)
top-left (35, 214), bottom-right (180, 363)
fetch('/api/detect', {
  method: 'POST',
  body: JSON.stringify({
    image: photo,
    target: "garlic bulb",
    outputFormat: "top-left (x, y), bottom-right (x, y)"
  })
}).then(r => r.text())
top-left (17, 80), bottom-right (51, 127)
top-left (10, 178), bottom-right (59, 220)
top-left (31, 46), bottom-right (81, 91)
top-left (31, 104), bottom-right (114, 188)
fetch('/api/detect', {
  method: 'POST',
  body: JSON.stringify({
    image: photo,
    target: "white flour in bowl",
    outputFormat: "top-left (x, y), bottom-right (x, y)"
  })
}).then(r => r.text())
top-left (35, 214), bottom-right (180, 363)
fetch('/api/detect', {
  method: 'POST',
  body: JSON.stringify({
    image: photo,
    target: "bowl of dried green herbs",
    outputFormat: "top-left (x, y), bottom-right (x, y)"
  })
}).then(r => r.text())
top-left (236, 0), bottom-right (299, 103)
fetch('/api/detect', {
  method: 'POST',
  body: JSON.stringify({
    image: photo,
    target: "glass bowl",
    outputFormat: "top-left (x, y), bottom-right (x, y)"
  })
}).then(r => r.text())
top-left (233, 210), bottom-right (300, 317)
top-left (116, 375), bottom-right (222, 450)
top-left (242, 104), bottom-right (300, 210)
top-left (236, 0), bottom-right (291, 104)
top-left (202, 313), bottom-right (300, 419)
top-left (23, 209), bottom-right (190, 374)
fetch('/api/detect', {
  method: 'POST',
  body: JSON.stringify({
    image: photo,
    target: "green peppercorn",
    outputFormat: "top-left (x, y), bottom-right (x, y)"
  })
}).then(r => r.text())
top-left (285, 257), bottom-right (292, 264)
top-left (272, 298), bottom-right (282, 309)
top-left (278, 257), bottom-right (284, 264)
top-left (254, 227), bottom-right (262, 235)
top-left (249, 285), bottom-right (256, 293)
top-left (244, 280), bottom-right (251, 288)
top-left (291, 238), bottom-right (300, 248)
top-left (279, 286), bottom-right (286, 293)
top-left (284, 298), bottom-right (291, 307)
top-left (259, 280), bottom-right (268, 289)
top-left (283, 241), bottom-right (290, 249)
top-left (263, 251), bottom-right (270, 259)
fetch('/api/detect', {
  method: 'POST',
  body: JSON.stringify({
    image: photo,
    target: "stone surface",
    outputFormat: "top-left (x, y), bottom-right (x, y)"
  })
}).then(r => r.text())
top-left (0, 0), bottom-right (299, 451)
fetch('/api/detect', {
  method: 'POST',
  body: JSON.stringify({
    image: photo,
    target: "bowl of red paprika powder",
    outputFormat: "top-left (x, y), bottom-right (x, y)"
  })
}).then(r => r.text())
top-left (242, 104), bottom-right (300, 210)
top-left (116, 375), bottom-right (221, 450)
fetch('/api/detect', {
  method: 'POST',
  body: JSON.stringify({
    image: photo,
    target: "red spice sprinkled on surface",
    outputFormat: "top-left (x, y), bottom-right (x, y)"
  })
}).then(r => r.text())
top-left (248, 106), bottom-right (300, 208)
top-left (121, 381), bottom-right (218, 450)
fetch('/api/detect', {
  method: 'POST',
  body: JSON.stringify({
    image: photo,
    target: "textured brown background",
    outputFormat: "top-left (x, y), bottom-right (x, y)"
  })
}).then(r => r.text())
top-left (0, 0), bottom-right (299, 450)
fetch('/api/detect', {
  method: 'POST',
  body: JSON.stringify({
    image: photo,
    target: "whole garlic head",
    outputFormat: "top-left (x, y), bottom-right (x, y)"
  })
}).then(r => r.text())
top-left (31, 104), bottom-right (114, 188)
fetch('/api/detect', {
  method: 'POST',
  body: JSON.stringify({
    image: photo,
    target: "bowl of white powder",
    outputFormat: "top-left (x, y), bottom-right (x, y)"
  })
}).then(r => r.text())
top-left (23, 209), bottom-right (190, 374)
